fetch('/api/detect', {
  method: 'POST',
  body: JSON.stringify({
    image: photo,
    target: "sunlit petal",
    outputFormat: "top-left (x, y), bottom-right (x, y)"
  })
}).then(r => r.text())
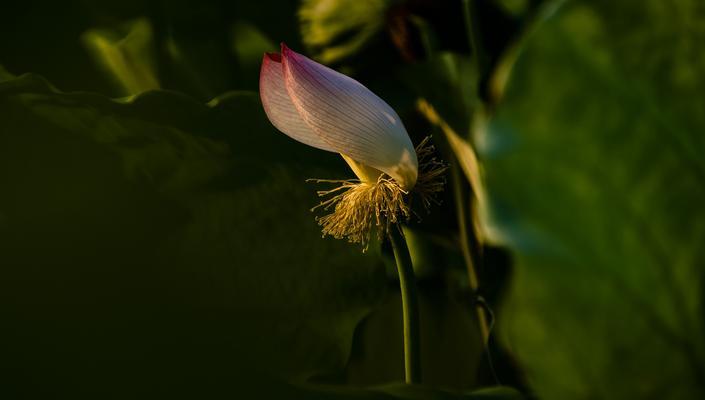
top-left (259, 52), bottom-right (336, 152)
top-left (280, 44), bottom-right (417, 189)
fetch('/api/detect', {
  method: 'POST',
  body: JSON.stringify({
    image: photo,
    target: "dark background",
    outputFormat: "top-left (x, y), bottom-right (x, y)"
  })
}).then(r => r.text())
top-left (2, 0), bottom-right (703, 399)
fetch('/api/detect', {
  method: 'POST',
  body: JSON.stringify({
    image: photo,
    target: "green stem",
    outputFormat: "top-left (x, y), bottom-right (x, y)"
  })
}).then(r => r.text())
top-left (416, 98), bottom-right (491, 347)
top-left (388, 226), bottom-right (422, 384)
top-left (462, 0), bottom-right (489, 78)
top-left (451, 164), bottom-right (491, 346)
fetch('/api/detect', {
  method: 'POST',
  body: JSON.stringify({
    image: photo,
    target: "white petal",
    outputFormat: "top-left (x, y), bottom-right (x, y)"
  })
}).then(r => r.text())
top-left (280, 44), bottom-right (418, 189)
top-left (259, 52), bottom-right (337, 152)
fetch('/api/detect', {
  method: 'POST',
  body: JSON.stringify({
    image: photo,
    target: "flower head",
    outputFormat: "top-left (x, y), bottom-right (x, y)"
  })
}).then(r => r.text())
top-left (261, 43), bottom-right (418, 189)
top-left (260, 43), bottom-right (445, 248)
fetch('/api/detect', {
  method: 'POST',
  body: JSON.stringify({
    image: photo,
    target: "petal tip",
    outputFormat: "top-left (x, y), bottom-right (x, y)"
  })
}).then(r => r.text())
top-left (263, 52), bottom-right (281, 63)
top-left (280, 42), bottom-right (300, 63)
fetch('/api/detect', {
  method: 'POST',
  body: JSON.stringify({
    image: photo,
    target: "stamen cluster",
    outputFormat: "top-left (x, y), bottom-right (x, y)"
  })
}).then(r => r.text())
top-left (311, 138), bottom-right (447, 250)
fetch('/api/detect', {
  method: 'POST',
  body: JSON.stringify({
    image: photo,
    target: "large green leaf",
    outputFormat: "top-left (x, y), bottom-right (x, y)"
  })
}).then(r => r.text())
top-left (0, 73), bottom-right (386, 396)
top-left (480, 0), bottom-right (705, 398)
top-left (0, 70), bottom-right (520, 399)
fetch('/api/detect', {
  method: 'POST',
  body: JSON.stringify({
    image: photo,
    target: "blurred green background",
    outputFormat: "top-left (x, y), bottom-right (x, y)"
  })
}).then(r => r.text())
top-left (1, 0), bottom-right (703, 399)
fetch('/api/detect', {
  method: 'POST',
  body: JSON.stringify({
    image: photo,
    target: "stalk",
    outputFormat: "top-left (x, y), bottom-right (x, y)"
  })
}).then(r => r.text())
top-left (451, 164), bottom-right (491, 345)
top-left (462, 0), bottom-right (489, 78)
top-left (388, 226), bottom-right (422, 384)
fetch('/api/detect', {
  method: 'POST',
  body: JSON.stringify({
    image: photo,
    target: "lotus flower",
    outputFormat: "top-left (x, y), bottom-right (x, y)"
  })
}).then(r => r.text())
top-left (259, 43), bottom-right (444, 247)
top-left (260, 43), bottom-right (418, 190)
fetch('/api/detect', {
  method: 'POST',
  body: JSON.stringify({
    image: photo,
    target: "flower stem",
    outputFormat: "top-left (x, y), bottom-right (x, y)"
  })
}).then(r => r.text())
top-left (388, 226), bottom-right (422, 384)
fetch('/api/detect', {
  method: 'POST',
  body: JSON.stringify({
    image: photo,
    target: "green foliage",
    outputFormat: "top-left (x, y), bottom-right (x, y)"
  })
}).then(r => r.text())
top-left (231, 21), bottom-right (278, 81)
top-left (0, 68), bottom-right (513, 398)
top-left (402, 52), bottom-right (479, 136)
top-left (0, 64), bottom-right (13, 81)
top-left (0, 73), bottom-right (386, 395)
top-left (82, 18), bottom-right (160, 96)
top-left (346, 283), bottom-right (485, 389)
top-left (314, 384), bottom-right (523, 399)
top-left (480, 0), bottom-right (705, 398)
top-left (495, 0), bottom-right (529, 15)
top-left (299, 0), bottom-right (397, 63)
top-left (5, 0), bottom-right (703, 397)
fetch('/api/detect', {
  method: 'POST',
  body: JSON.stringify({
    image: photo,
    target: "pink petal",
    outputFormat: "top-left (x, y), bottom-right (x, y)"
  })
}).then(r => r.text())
top-left (280, 44), bottom-right (418, 189)
top-left (259, 52), bottom-right (336, 152)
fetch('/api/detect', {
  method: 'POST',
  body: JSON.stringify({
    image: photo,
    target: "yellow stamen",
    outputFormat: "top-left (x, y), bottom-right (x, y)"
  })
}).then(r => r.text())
top-left (309, 137), bottom-right (447, 251)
